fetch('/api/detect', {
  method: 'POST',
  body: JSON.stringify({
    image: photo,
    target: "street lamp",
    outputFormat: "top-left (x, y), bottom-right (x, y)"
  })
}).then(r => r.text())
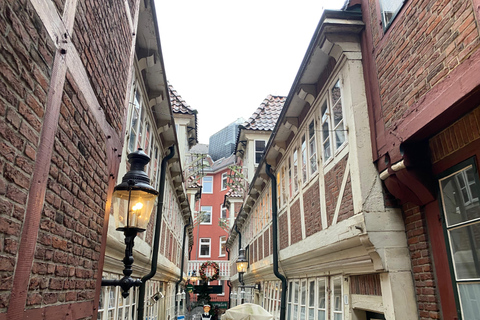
top-left (236, 248), bottom-right (248, 285)
top-left (102, 149), bottom-right (159, 297)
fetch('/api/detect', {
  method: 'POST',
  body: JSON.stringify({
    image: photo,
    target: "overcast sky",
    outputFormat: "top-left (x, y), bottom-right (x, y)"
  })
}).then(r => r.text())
top-left (157, 0), bottom-right (345, 144)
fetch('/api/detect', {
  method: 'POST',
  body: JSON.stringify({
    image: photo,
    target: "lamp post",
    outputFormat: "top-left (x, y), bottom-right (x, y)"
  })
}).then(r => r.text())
top-left (236, 248), bottom-right (248, 286)
top-left (101, 149), bottom-right (159, 298)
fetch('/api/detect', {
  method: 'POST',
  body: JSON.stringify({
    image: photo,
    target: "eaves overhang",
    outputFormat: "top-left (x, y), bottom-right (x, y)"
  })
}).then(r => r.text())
top-left (138, 0), bottom-right (194, 243)
top-left (227, 9), bottom-right (364, 248)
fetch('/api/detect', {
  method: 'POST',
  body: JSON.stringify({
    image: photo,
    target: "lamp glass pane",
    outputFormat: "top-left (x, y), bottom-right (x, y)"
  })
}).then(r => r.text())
top-left (236, 261), bottom-right (248, 273)
top-left (112, 189), bottom-right (157, 230)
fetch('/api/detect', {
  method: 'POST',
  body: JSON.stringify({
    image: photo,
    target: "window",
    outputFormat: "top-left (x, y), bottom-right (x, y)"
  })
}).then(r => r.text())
top-left (199, 238), bottom-right (211, 257)
top-left (287, 277), bottom-right (342, 320)
top-left (301, 135), bottom-right (307, 184)
top-left (221, 172), bottom-right (228, 190)
top-left (332, 277), bottom-right (343, 320)
top-left (321, 80), bottom-right (346, 162)
top-left (202, 176), bottom-right (213, 194)
top-left (308, 119), bottom-right (318, 175)
top-left (219, 236), bottom-right (227, 257)
top-left (128, 89), bottom-right (142, 153)
top-left (255, 140), bottom-right (266, 164)
top-left (220, 205), bottom-right (227, 219)
top-left (200, 206), bottom-right (212, 224)
top-left (379, 0), bottom-right (405, 30)
top-left (98, 273), bottom-right (138, 320)
top-left (439, 158), bottom-right (480, 320)
top-left (293, 149), bottom-right (299, 193)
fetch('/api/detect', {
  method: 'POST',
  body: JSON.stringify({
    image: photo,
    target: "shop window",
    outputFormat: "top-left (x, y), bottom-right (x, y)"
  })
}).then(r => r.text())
top-left (439, 157), bottom-right (480, 319)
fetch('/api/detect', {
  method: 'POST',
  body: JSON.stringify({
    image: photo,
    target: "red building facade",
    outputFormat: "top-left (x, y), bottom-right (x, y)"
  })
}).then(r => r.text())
top-left (359, 0), bottom-right (480, 319)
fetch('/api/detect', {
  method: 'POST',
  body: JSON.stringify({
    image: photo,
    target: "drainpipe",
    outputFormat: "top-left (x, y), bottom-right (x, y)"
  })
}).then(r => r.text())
top-left (175, 217), bottom-right (191, 313)
top-left (226, 247), bottom-right (231, 309)
top-left (266, 163), bottom-right (287, 320)
top-left (137, 146), bottom-right (175, 319)
top-left (234, 224), bottom-right (241, 252)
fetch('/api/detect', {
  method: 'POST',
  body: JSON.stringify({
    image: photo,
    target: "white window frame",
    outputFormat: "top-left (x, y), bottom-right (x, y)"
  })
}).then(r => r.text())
top-left (308, 118), bottom-right (318, 177)
top-left (293, 149), bottom-right (299, 194)
top-left (219, 235), bottom-right (227, 257)
top-left (128, 87), bottom-right (142, 153)
top-left (220, 204), bottom-right (227, 219)
top-left (221, 172), bottom-right (228, 191)
top-left (200, 206), bottom-right (212, 225)
top-left (98, 273), bottom-right (138, 320)
top-left (301, 134), bottom-right (308, 185)
top-left (255, 140), bottom-right (266, 165)
top-left (199, 238), bottom-right (211, 258)
top-left (331, 277), bottom-right (343, 320)
top-left (202, 176), bottom-right (213, 194)
top-left (321, 80), bottom-right (346, 163)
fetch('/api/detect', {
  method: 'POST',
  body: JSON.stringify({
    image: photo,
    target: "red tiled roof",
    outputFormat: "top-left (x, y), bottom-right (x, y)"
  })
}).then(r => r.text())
top-left (242, 95), bottom-right (286, 131)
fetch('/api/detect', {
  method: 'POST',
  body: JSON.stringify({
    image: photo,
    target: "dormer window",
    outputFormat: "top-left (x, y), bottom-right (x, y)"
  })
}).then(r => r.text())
top-left (255, 140), bottom-right (266, 165)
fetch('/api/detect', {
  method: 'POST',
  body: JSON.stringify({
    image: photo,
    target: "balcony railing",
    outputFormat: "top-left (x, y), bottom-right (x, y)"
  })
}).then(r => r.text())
top-left (187, 260), bottom-right (230, 279)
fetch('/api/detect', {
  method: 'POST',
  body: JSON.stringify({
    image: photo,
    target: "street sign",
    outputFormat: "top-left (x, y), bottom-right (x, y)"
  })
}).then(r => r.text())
top-left (211, 301), bottom-right (228, 309)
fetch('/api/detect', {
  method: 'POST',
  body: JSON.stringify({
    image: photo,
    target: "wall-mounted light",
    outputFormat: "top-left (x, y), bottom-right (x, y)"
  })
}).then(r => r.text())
top-left (236, 248), bottom-right (248, 286)
top-left (102, 149), bottom-right (159, 298)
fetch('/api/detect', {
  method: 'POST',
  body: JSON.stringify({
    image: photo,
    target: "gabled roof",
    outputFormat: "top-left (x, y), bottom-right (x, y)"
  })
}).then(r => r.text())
top-left (169, 83), bottom-right (195, 115)
top-left (242, 95), bottom-right (286, 131)
top-left (235, 95), bottom-right (286, 157)
top-left (168, 83), bottom-right (198, 147)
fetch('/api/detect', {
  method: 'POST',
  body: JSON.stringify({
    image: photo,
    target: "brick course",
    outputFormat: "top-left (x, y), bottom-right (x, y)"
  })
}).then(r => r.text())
top-left (279, 212), bottom-right (288, 250)
top-left (368, 0), bottom-right (480, 131)
top-left (0, 0), bottom-right (55, 312)
top-left (403, 203), bottom-right (441, 320)
top-left (290, 199), bottom-right (302, 245)
top-left (303, 181), bottom-right (321, 237)
top-left (324, 155), bottom-right (348, 226)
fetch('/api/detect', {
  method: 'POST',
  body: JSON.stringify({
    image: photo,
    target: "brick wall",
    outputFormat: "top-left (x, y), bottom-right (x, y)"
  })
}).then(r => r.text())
top-left (290, 199), bottom-right (302, 245)
top-left (367, 0), bottom-right (480, 131)
top-left (0, 0), bottom-right (56, 312)
top-left (325, 155), bottom-right (348, 226)
top-left (303, 181), bottom-right (321, 237)
top-left (72, 0), bottom-right (132, 134)
top-left (403, 203), bottom-right (440, 320)
top-left (263, 228), bottom-right (269, 257)
top-left (279, 213), bottom-right (288, 250)
top-left (27, 74), bottom-right (109, 308)
top-left (258, 234), bottom-right (263, 261)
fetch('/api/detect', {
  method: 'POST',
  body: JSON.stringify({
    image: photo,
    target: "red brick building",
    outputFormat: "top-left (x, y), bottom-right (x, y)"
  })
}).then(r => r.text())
top-left (0, 1), bottom-right (192, 319)
top-left (359, 0), bottom-right (480, 319)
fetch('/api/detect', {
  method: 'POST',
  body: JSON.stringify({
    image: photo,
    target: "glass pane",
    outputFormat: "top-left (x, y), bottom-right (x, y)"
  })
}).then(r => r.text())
top-left (318, 310), bottom-right (326, 320)
top-left (124, 307), bottom-right (130, 320)
top-left (300, 306), bottom-right (306, 320)
top-left (309, 281), bottom-right (315, 307)
top-left (301, 281), bottom-right (306, 304)
top-left (379, 0), bottom-right (405, 26)
top-left (109, 289), bottom-right (115, 308)
top-left (308, 309), bottom-right (315, 320)
top-left (118, 292), bottom-right (124, 306)
top-left (287, 305), bottom-right (291, 320)
top-left (318, 280), bottom-right (326, 308)
top-left (97, 311), bottom-right (103, 320)
top-left (332, 81), bottom-right (341, 105)
top-left (449, 222), bottom-right (480, 280)
top-left (458, 283), bottom-right (480, 320)
top-left (322, 121), bottom-right (329, 143)
top-left (99, 289), bottom-right (104, 310)
top-left (335, 122), bottom-right (345, 149)
top-left (294, 306), bottom-right (298, 318)
top-left (333, 278), bottom-right (342, 312)
top-left (294, 282), bottom-right (299, 303)
top-left (323, 138), bottom-right (331, 160)
top-left (108, 310), bottom-right (114, 320)
top-left (440, 166), bottom-right (480, 227)
top-left (117, 309), bottom-right (123, 320)
top-left (334, 313), bottom-right (343, 320)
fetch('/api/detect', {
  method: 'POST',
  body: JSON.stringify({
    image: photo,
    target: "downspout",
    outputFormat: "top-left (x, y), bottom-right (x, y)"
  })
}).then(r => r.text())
top-left (137, 146), bottom-right (175, 319)
top-left (226, 247), bottom-right (231, 309)
top-left (266, 163), bottom-right (287, 320)
top-left (176, 217), bottom-right (191, 300)
top-left (234, 224), bottom-right (241, 252)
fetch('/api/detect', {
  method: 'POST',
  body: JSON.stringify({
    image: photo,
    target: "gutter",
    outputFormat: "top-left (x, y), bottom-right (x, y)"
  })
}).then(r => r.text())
top-left (266, 163), bottom-right (287, 320)
top-left (137, 146), bottom-right (175, 319)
